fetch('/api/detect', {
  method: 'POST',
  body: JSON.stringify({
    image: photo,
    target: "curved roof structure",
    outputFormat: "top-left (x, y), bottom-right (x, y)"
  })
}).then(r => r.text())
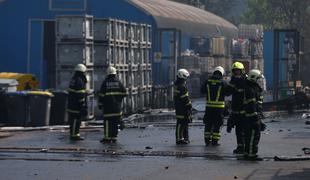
top-left (127, 0), bottom-right (238, 38)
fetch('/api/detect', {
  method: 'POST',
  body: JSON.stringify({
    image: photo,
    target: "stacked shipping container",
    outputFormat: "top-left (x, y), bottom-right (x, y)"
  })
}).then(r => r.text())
top-left (55, 15), bottom-right (95, 119)
top-left (93, 18), bottom-right (152, 115)
top-left (232, 24), bottom-right (264, 74)
top-left (183, 36), bottom-right (232, 97)
top-left (55, 15), bottom-right (152, 117)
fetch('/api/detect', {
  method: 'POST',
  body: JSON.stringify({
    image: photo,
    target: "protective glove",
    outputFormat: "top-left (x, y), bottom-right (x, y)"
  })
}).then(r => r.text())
top-left (226, 116), bottom-right (235, 133)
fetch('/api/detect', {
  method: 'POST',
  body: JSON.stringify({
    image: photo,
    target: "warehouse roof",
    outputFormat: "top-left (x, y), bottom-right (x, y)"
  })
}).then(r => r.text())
top-left (128, 0), bottom-right (238, 38)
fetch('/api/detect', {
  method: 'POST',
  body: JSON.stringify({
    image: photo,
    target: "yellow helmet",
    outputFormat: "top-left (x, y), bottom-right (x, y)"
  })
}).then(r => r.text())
top-left (231, 61), bottom-right (244, 70)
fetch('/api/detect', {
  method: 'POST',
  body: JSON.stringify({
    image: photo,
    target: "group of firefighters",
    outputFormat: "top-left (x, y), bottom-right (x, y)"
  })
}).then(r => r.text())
top-left (174, 61), bottom-right (266, 160)
top-left (67, 65), bottom-right (126, 143)
top-left (66, 61), bottom-right (265, 161)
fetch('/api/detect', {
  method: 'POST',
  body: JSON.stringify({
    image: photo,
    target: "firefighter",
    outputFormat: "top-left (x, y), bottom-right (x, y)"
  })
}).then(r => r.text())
top-left (243, 69), bottom-right (265, 160)
top-left (226, 61), bottom-right (247, 154)
top-left (174, 69), bottom-right (192, 145)
top-left (201, 66), bottom-right (229, 146)
top-left (98, 66), bottom-right (127, 143)
top-left (67, 64), bottom-right (88, 141)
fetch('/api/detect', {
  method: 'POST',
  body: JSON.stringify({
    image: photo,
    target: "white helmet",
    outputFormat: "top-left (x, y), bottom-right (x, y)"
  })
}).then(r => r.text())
top-left (213, 66), bottom-right (225, 76)
top-left (107, 66), bottom-right (117, 75)
top-left (74, 64), bottom-right (87, 73)
top-left (248, 69), bottom-right (263, 82)
top-left (177, 69), bottom-right (190, 79)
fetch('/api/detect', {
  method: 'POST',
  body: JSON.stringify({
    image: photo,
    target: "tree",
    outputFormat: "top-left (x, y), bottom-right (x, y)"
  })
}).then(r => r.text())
top-left (171, 0), bottom-right (238, 24)
top-left (242, 0), bottom-right (310, 33)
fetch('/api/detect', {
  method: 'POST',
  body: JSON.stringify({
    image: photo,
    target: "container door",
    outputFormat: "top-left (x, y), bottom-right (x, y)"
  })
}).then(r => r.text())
top-left (28, 20), bottom-right (55, 89)
top-left (28, 20), bottom-right (44, 88)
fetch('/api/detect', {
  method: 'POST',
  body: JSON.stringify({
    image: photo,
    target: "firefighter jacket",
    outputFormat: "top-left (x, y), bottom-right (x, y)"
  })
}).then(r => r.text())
top-left (244, 80), bottom-right (260, 120)
top-left (67, 72), bottom-right (88, 115)
top-left (174, 79), bottom-right (192, 119)
top-left (201, 76), bottom-right (229, 109)
top-left (98, 75), bottom-right (127, 117)
top-left (227, 75), bottom-right (247, 114)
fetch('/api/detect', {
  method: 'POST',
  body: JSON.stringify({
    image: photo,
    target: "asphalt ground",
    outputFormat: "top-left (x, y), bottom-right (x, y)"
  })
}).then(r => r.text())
top-left (0, 113), bottom-right (309, 179)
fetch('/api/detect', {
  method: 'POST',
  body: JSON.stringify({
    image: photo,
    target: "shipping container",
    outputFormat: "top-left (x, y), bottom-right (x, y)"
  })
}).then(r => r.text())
top-left (56, 15), bottom-right (94, 41)
top-left (56, 68), bottom-right (94, 90)
top-left (94, 18), bottom-right (115, 42)
top-left (94, 44), bottom-right (114, 66)
top-left (56, 42), bottom-right (94, 66)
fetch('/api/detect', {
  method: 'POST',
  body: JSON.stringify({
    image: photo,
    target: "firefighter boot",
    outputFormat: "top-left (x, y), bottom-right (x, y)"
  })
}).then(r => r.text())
top-left (205, 138), bottom-right (211, 146)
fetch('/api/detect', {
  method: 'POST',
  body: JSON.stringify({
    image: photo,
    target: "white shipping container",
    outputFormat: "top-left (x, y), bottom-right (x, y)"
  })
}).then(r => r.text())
top-left (94, 44), bottom-right (114, 66)
top-left (128, 22), bottom-right (139, 43)
top-left (56, 42), bottom-right (94, 66)
top-left (56, 15), bottom-right (93, 41)
top-left (56, 68), bottom-right (94, 91)
top-left (94, 19), bottom-right (115, 42)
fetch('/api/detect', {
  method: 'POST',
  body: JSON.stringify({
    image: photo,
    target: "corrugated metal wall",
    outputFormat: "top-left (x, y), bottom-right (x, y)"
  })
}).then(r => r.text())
top-left (263, 31), bottom-right (274, 89)
top-left (0, 0), bottom-right (235, 88)
top-left (0, 0), bottom-right (156, 88)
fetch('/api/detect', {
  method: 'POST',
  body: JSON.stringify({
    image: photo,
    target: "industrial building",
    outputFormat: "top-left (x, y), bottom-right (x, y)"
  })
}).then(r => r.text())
top-left (0, 0), bottom-right (238, 88)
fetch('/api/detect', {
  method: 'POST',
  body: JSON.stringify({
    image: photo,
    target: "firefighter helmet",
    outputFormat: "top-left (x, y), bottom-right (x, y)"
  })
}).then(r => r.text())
top-left (177, 69), bottom-right (190, 79)
top-left (248, 69), bottom-right (263, 83)
top-left (107, 66), bottom-right (117, 75)
top-left (213, 66), bottom-right (225, 76)
top-left (74, 64), bottom-right (87, 73)
top-left (231, 61), bottom-right (244, 70)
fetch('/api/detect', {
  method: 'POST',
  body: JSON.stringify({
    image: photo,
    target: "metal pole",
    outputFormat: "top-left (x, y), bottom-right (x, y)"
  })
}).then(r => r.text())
top-left (273, 30), bottom-right (279, 101)
top-left (174, 30), bottom-right (178, 81)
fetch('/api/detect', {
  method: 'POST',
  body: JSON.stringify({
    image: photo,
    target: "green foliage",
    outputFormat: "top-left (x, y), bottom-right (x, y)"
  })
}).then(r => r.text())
top-left (242, 0), bottom-right (310, 32)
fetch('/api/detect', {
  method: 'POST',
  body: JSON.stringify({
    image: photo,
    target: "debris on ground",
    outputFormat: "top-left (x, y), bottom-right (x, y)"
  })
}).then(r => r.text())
top-left (164, 166), bottom-right (169, 170)
top-left (302, 113), bottom-right (310, 119)
top-left (274, 156), bottom-right (310, 161)
top-left (305, 121), bottom-right (310, 125)
top-left (145, 146), bottom-right (153, 150)
top-left (302, 148), bottom-right (310, 155)
top-left (0, 132), bottom-right (12, 138)
top-left (269, 120), bottom-right (280, 123)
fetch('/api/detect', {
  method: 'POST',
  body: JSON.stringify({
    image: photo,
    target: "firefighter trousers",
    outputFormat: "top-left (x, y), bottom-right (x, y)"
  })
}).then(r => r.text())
top-left (176, 117), bottom-right (189, 142)
top-left (68, 113), bottom-right (82, 137)
top-left (233, 114), bottom-right (246, 150)
top-left (244, 119), bottom-right (261, 157)
top-left (104, 116), bottom-right (121, 140)
top-left (204, 108), bottom-right (223, 143)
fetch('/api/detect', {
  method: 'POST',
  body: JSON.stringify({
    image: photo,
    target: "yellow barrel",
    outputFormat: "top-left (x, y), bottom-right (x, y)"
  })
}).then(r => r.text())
top-left (0, 72), bottom-right (39, 90)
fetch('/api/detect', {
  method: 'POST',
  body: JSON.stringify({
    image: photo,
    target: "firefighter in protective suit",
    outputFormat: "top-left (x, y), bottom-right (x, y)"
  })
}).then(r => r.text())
top-left (201, 66), bottom-right (229, 146)
top-left (174, 69), bottom-right (192, 144)
top-left (226, 61), bottom-right (247, 154)
top-left (243, 69), bottom-right (265, 160)
top-left (98, 66), bottom-right (127, 143)
top-left (67, 64), bottom-right (88, 141)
